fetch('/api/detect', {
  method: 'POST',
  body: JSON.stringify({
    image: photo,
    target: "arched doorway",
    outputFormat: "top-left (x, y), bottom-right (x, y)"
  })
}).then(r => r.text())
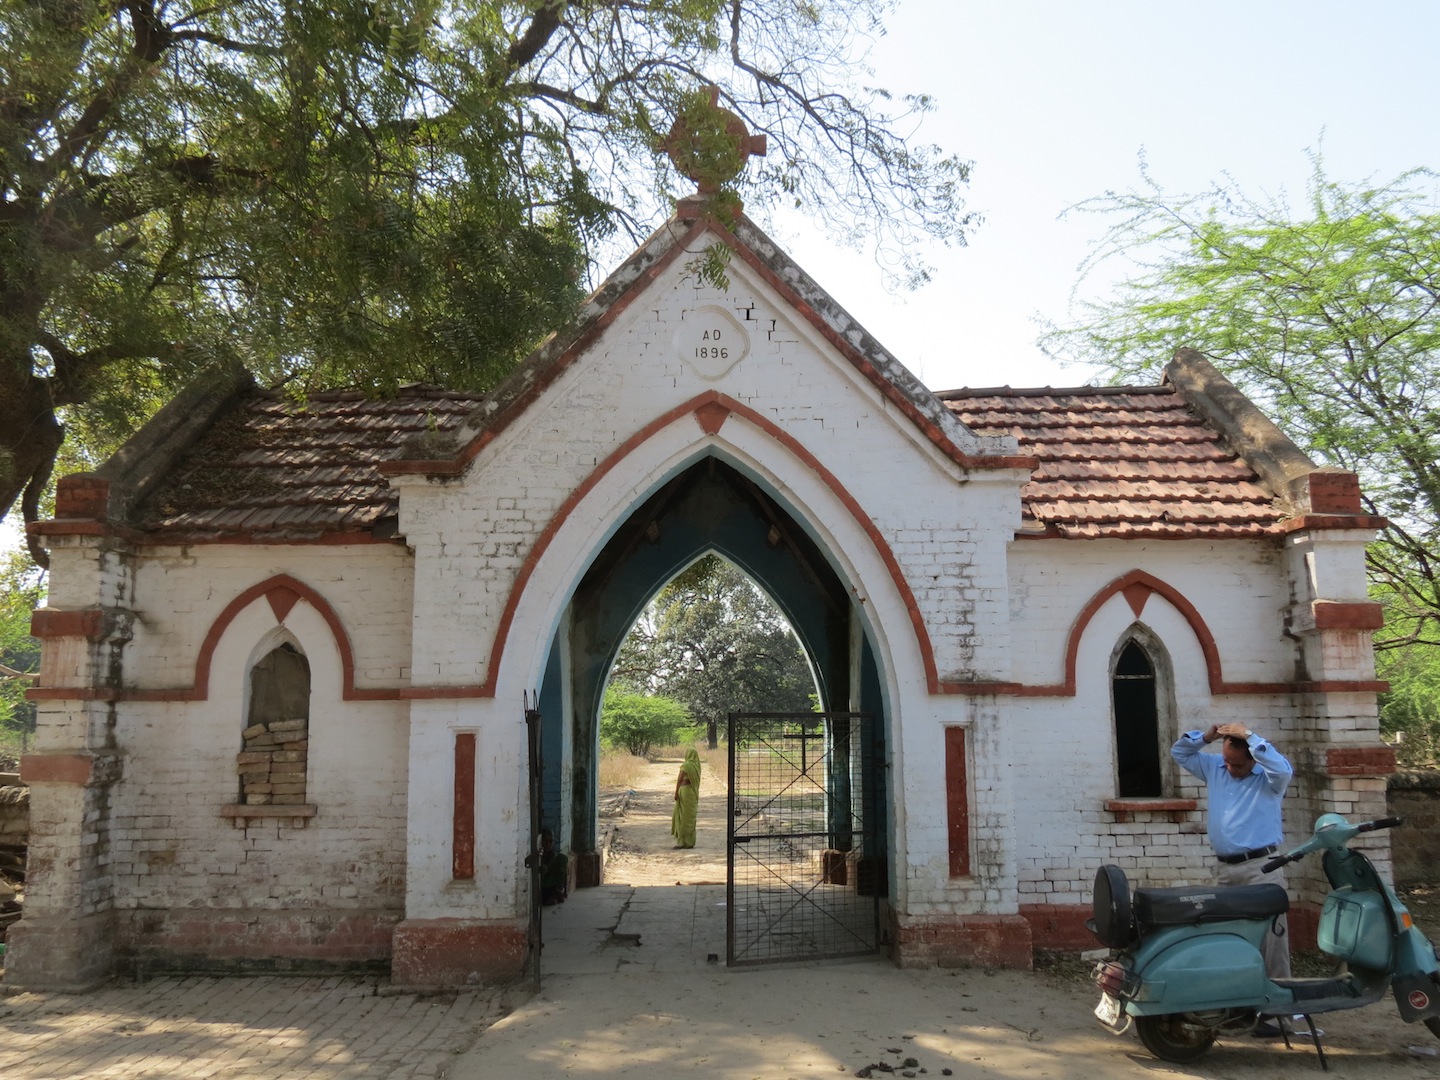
top-left (532, 455), bottom-right (890, 964)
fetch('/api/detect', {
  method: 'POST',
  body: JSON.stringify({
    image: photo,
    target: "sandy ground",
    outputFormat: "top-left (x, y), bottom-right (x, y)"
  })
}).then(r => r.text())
top-left (601, 758), bottom-right (730, 887)
top-left (446, 758), bottom-right (1440, 1079)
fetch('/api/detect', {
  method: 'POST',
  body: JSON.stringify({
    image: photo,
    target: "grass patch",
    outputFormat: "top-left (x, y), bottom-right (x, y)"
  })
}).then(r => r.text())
top-left (598, 751), bottom-right (649, 791)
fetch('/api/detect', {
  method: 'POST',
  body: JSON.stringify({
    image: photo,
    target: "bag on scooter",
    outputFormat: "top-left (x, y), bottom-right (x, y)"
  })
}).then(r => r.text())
top-left (1133, 883), bottom-right (1288, 928)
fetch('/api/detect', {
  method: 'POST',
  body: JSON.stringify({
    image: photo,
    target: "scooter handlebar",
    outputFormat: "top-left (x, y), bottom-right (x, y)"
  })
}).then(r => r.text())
top-left (1356, 816), bottom-right (1404, 833)
top-left (1262, 818), bottom-right (1405, 872)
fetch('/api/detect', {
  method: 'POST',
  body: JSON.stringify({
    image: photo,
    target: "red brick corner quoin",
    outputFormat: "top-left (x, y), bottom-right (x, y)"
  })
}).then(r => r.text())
top-left (1325, 746), bottom-right (1397, 776)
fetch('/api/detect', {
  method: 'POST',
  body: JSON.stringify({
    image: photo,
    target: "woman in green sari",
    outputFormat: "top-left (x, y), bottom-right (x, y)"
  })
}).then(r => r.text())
top-left (671, 747), bottom-right (702, 848)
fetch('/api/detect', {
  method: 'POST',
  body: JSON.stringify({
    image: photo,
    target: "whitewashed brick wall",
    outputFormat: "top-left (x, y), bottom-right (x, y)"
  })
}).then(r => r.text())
top-left (124, 545), bottom-right (415, 688)
top-left (105, 548), bottom-right (412, 915)
top-left (393, 242), bottom-right (1030, 920)
top-left (1000, 539), bottom-right (1310, 903)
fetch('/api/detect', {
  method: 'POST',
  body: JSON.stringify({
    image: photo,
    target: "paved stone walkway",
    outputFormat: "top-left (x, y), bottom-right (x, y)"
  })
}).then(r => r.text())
top-left (0, 974), bottom-right (507, 1079)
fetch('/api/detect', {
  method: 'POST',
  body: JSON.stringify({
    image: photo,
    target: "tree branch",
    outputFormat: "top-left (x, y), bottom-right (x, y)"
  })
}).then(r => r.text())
top-left (508, 1), bottom-right (569, 70)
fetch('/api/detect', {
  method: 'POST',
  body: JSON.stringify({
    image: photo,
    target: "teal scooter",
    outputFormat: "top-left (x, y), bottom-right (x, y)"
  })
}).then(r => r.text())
top-left (1088, 814), bottom-right (1440, 1067)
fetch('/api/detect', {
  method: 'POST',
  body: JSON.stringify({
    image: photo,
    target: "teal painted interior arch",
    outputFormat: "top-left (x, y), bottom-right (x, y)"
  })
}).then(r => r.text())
top-left (534, 453), bottom-right (888, 878)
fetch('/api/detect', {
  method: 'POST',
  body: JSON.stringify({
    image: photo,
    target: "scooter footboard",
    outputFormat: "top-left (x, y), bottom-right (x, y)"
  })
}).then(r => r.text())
top-left (1127, 929), bottom-right (1270, 1013)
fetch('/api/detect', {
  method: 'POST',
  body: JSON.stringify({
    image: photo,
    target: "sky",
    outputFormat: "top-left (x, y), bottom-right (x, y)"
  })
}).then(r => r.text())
top-left (763, 0), bottom-right (1440, 392)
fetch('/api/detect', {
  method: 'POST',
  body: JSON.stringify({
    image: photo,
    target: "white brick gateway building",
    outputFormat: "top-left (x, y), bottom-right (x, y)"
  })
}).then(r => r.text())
top-left (10, 205), bottom-right (1393, 989)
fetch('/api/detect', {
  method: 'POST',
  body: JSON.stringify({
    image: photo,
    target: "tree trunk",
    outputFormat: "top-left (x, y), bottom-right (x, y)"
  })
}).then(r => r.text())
top-left (0, 366), bottom-right (65, 536)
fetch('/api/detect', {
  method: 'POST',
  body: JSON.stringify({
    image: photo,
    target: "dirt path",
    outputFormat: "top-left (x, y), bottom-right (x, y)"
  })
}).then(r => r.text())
top-left (602, 758), bottom-right (728, 886)
top-left (563, 756), bottom-right (1440, 1078)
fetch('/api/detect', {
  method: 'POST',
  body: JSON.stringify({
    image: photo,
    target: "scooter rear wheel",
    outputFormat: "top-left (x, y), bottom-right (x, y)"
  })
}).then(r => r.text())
top-left (1426, 1015), bottom-right (1440, 1040)
top-left (1136, 1014), bottom-right (1218, 1063)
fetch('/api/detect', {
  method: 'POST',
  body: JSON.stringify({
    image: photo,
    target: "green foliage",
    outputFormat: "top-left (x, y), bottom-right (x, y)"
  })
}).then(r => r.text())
top-left (686, 243), bottom-right (734, 292)
top-left (599, 686), bottom-right (693, 759)
top-left (1043, 160), bottom-right (1440, 654)
top-left (1377, 640), bottom-right (1440, 767)
top-left (612, 554), bottom-right (817, 744)
top-left (0, 0), bottom-right (975, 540)
top-left (0, 546), bottom-right (43, 764)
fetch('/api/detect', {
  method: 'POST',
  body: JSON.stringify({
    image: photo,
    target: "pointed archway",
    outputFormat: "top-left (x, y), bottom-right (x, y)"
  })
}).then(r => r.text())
top-left (532, 455), bottom-right (890, 923)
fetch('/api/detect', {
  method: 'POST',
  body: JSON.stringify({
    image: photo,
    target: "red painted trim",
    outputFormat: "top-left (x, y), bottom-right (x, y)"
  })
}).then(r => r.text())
top-left (721, 227), bottom-right (1038, 474)
top-left (28, 517), bottom-right (396, 546)
top-left (1312, 600), bottom-right (1385, 630)
top-left (1011, 529), bottom-right (1285, 541)
top-left (923, 572), bottom-right (1388, 701)
top-left (1281, 514), bottom-right (1388, 534)
top-left (115, 574), bottom-right (401, 703)
top-left (390, 918), bottom-right (529, 986)
top-left (1325, 746), bottom-right (1397, 776)
top-left (28, 518), bottom-right (145, 542)
top-left (476, 390), bottom-right (947, 696)
top-left (383, 215), bottom-right (1037, 481)
top-left (26, 686), bottom-right (119, 702)
top-left (20, 753), bottom-right (93, 784)
top-left (945, 726), bottom-right (970, 877)
top-left (453, 733), bottom-right (476, 879)
top-left (265, 586), bottom-right (302, 623)
top-left (30, 608), bottom-right (104, 640)
top-left (399, 685), bottom-right (491, 700)
top-left (1019, 904), bottom-right (1097, 952)
top-left (693, 400), bottom-right (732, 435)
top-left (889, 913), bottom-right (1034, 970)
top-left (1050, 570), bottom-right (1291, 698)
top-left (1121, 583), bottom-right (1151, 618)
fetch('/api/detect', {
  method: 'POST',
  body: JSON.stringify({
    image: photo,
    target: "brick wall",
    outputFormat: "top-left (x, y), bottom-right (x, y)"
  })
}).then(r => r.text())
top-left (394, 253), bottom-right (1033, 922)
top-left (1389, 771), bottom-right (1440, 883)
top-left (68, 548), bottom-right (414, 970)
top-left (18, 224), bottom-right (1389, 983)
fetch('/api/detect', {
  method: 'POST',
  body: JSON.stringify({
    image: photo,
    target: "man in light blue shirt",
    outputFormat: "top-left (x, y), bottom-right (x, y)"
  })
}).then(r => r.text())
top-left (1172, 722), bottom-right (1295, 990)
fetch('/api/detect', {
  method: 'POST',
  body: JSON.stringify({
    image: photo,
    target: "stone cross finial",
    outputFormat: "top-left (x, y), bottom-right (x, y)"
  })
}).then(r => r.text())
top-left (663, 85), bottom-right (767, 198)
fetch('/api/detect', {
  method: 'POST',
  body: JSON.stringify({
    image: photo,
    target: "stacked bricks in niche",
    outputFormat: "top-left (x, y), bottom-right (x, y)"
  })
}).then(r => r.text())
top-left (238, 718), bottom-right (309, 804)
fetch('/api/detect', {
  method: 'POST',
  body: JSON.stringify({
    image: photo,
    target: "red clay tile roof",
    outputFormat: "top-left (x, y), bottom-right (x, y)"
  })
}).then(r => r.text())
top-left (136, 386), bottom-right (485, 541)
top-left (135, 381), bottom-right (1288, 543)
top-left (940, 385), bottom-right (1287, 539)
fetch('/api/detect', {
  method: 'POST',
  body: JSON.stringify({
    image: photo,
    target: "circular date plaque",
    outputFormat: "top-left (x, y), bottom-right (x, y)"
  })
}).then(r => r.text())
top-left (676, 306), bottom-right (749, 379)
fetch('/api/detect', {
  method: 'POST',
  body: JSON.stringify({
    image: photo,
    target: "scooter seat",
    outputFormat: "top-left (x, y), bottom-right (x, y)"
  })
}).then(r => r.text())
top-left (1133, 883), bottom-right (1289, 927)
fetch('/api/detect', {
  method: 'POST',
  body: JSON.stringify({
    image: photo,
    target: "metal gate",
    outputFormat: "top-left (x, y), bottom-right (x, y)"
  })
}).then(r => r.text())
top-left (727, 711), bottom-right (883, 966)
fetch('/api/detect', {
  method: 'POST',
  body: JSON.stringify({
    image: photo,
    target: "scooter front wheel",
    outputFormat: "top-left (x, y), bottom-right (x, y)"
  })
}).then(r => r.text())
top-left (1135, 1014), bottom-right (1218, 1063)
